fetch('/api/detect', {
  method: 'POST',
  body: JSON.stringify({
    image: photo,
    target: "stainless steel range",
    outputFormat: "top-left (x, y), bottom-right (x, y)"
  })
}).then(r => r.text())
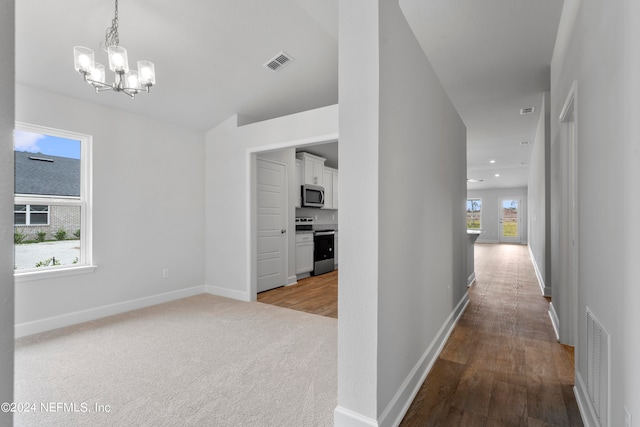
top-left (295, 217), bottom-right (335, 276)
top-left (312, 228), bottom-right (335, 276)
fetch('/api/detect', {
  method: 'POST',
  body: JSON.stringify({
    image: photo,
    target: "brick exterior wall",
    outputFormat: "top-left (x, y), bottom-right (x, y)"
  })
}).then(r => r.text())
top-left (15, 205), bottom-right (80, 241)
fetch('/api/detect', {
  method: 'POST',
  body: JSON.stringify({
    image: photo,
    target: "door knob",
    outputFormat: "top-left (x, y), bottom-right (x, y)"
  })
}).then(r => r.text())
top-left (281, 229), bottom-right (286, 234)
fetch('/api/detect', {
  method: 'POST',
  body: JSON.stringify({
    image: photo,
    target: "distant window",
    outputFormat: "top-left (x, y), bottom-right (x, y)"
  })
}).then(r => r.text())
top-left (14, 123), bottom-right (92, 273)
top-left (14, 204), bottom-right (50, 225)
top-left (467, 198), bottom-right (482, 229)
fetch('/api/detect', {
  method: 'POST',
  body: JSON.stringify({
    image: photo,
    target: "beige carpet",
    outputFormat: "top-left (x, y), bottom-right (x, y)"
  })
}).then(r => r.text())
top-left (14, 294), bottom-right (337, 427)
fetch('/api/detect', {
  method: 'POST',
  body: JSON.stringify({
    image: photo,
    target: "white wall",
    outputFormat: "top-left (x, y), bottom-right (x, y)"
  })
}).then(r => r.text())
top-left (467, 187), bottom-right (528, 244)
top-left (0, 1), bottom-right (14, 424)
top-left (337, 1), bottom-right (467, 425)
top-left (527, 92), bottom-right (550, 295)
top-left (14, 85), bottom-right (205, 335)
top-left (551, 0), bottom-right (627, 424)
top-left (204, 106), bottom-right (339, 301)
top-left (623, 0), bottom-right (640, 419)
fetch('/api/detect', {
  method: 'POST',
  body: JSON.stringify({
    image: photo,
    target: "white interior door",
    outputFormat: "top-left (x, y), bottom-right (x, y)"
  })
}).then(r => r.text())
top-left (256, 159), bottom-right (287, 293)
top-left (499, 198), bottom-right (521, 243)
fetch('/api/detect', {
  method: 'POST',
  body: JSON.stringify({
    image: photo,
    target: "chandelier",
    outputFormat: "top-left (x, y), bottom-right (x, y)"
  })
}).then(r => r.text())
top-left (73, 0), bottom-right (156, 98)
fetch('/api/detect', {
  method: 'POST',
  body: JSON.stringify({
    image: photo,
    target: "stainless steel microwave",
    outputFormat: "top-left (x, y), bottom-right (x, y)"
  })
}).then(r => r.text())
top-left (301, 184), bottom-right (324, 208)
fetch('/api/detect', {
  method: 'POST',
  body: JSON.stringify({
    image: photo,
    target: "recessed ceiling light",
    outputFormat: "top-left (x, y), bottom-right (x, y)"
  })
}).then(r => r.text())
top-left (489, 160), bottom-right (496, 164)
top-left (494, 174), bottom-right (500, 177)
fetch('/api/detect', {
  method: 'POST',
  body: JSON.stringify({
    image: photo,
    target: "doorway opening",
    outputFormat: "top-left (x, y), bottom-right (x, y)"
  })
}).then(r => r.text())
top-left (248, 136), bottom-right (338, 302)
top-left (499, 197), bottom-right (522, 243)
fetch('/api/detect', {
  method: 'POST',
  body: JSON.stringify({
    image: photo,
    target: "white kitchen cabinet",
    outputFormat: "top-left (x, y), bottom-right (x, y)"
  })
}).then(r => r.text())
top-left (295, 159), bottom-right (302, 208)
top-left (322, 168), bottom-right (333, 209)
top-left (322, 167), bottom-right (339, 210)
top-left (296, 152), bottom-right (325, 186)
top-left (295, 233), bottom-right (314, 275)
top-left (332, 170), bottom-right (338, 209)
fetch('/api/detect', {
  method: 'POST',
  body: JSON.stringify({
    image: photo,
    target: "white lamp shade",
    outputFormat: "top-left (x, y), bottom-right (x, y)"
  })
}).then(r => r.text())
top-left (107, 45), bottom-right (129, 73)
top-left (124, 70), bottom-right (141, 90)
top-left (89, 63), bottom-right (106, 84)
top-left (74, 46), bottom-right (95, 73)
top-left (137, 60), bottom-right (156, 86)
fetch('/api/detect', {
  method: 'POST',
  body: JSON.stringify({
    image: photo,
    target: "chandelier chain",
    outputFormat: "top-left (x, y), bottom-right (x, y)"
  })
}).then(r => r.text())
top-left (104, 0), bottom-right (120, 48)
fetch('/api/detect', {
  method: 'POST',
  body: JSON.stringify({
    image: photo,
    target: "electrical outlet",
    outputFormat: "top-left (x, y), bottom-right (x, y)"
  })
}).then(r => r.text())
top-left (625, 407), bottom-right (632, 427)
top-left (162, 268), bottom-right (170, 279)
top-left (315, 214), bottom-right (318, 220)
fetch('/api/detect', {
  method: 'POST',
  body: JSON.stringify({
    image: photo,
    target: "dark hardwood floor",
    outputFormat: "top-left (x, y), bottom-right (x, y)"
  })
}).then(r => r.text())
top-left (400, 243), bottom-right (583, 426)
top-left (257, 269), bottom-right (338, 318)
top-left (257, 244), bottom-right (583, 426)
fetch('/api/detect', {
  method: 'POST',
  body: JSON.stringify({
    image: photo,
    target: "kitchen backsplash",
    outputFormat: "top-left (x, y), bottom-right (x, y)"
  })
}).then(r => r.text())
top-left (296, 207), bottom-right (338, 225)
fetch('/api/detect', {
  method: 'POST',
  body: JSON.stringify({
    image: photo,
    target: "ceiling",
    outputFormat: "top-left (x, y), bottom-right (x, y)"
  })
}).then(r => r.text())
top-left (15, 0), bottom-right (563, 190)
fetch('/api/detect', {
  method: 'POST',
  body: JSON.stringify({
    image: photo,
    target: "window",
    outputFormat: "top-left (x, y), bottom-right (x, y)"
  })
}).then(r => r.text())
top-left (467, 198), bottom-right (482, 229)
top-left (15, 204), bottom-right (50, 226)
top-left (14, 123), bottom-right (93, 277)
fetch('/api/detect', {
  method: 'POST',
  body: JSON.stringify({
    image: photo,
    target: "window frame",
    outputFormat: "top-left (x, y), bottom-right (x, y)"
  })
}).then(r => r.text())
top-left (467, 198), bottom-right (482, 230)
top-left (14, 122), bottom-right (95, 281)
top-left (14, 204), bottom-right (50, 226)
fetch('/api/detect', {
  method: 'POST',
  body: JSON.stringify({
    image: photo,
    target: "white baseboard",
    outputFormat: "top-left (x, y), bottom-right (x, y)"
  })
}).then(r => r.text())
top-left (333, 292), bottom-right (469, 427)
top-left (15, 285), bottom-right (207, 338)
top-left (204, 285), bottom-right (250, 302)
top-left (528, 245), bottom-right (551, 296)
top-left (548, 302), bottom-right (560, 341)
top-left (467, 272), bottom-right (476, 287)
top-left (287, 275), bottom-right (298, 286)
top-left (334, 406), bottom-right (378, 427)
top-left (574, 371), bottom-right (596, 427)
top-left (296, 272), bottom-right (311, 280)
top-left (378, 291), bottom-right (470, 427)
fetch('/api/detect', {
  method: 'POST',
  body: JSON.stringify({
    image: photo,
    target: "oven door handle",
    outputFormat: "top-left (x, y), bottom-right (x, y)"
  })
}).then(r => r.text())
top-left (314, 231), bottom-right (335, 236)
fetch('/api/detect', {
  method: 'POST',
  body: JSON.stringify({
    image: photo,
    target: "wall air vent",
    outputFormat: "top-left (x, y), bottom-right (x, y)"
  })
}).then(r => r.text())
top-left (586, 307), bottom-right (610, 426)
top-left (520, 107), bottom-right (536, 115)
top-left (466, 178), bottom-right (484, 183)
top-left (263, 51), bottom-right (294, 72)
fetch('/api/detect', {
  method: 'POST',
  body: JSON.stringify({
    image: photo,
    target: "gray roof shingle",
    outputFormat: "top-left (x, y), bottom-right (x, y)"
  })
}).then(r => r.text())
top-left (14, 151), bottom-right (80, 197)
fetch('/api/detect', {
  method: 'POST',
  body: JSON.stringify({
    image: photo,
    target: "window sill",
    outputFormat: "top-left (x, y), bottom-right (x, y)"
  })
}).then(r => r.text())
top-left (14, 265), bottom-right (97, 283)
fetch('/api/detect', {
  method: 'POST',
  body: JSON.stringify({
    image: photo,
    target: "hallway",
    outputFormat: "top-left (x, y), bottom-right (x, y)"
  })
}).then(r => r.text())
top-left (400, 243), bottom-right (583, 426)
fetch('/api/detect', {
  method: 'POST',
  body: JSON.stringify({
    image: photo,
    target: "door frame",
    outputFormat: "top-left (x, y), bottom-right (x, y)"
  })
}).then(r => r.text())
top-left (247, 134), bottom-right (339, 301)
top-left (559, 80), bottom-right (579, 348)
top-left (498, 197), bottom-right (522, 243)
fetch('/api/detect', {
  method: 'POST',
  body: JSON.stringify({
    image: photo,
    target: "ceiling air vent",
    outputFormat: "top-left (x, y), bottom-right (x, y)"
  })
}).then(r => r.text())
top-left (263, 51), bottom-right (294, 72)
top-left (520, 107), bottom-right (536, 115)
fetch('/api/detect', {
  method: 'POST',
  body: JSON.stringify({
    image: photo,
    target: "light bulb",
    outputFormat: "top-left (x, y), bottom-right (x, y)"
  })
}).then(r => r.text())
top-left (79, 55), bottom-right (91, 68)
top-left (128, 74), bottom-right (139, 87)
top-left (112, 54), bottom-right (124, 67)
